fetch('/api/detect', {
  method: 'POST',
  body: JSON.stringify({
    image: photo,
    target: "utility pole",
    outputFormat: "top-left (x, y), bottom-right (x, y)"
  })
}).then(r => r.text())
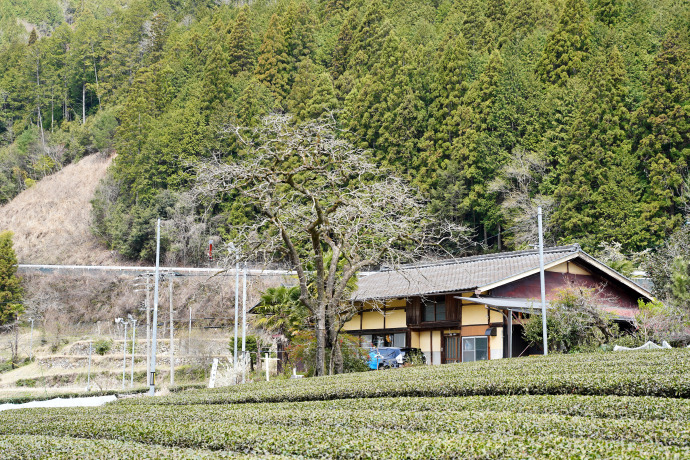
top-left (128, 314), bottom-right (136, 388)
top-left (28, 318), bottom-right (34, 361)
top-left (149, 219), bottom-right (161, 396)
top-left (538, 207), bottom-right (548, 355)
top-left (169, 275), bottom-right (175, 386)
top-left (188, 307), bottom-right (192, 355)
top-left (145, 275), bottom-right (151, 386)
top-left (86, 341), bottom-right (92, 392)
top-left (115, 318), bottom-right (127, 390)
top-left (230, 243), bottom-right (239, 371)
top-left (241, 262), bottom-right (247, 384)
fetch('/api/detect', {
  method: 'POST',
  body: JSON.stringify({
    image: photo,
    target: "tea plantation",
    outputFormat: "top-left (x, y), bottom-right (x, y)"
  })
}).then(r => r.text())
top-left (0, 350), bottom-right (688, 459)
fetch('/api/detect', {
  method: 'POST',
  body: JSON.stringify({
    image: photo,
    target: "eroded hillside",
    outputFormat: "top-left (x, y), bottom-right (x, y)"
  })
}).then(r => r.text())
top-left (0, 154), bottom-right (120, 265)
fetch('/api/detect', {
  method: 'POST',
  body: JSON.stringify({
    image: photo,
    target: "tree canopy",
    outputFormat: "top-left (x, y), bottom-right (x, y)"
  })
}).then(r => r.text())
top-left (0, 231), bottom-right (23, 325)
top-left (0, 0), bottom-right (686, 265)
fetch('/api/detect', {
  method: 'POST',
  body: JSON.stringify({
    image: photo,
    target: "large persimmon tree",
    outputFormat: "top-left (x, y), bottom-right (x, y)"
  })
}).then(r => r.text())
top-left (195, 115), bottom-right (469, 376)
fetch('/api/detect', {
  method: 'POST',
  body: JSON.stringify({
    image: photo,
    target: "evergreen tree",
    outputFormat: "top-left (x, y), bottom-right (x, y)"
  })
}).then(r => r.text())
top-left (112, 68), bottom-right (157, 202)
top-left (343, 31), bottom-right (425, 173)
top-left (460, 0), bottom-right (488, 50)
top-left (288, 58), bottom-right (338, 122)
top-left (423, 32), bottom-right (470, 164)
top-left (227, 8), bottom-right (254, 75)
top-left (331, 8), bottom-right (359, 80)
top-left (593, 0), bottom-right (622, 26)
top-left (537, 0), bottom-right (592, 85)
top-left (553, 48), bottom-right (645, 250)
top-left (486, 0), bottom-right (506, 23)
top-left (635, 32), bottom-right (690, 243)
top-left (347, 0), bottom-right (390, 71)
top-left (28, 28), bottom-right (37, 46)
top-left (500, 0), bottom-right (541, 43)
top-left (203, 43), bottom-right (230, 103)
top-left (283, 1), bottom-right (316, 68)
top-left (448, 49), bottom-right (509, 241)
top-left (236, 79), bottom-right (277, 128)
top-left (255, 14), bottom-right (291, 108)
top-left (0, 231), bottom-right (23, 325)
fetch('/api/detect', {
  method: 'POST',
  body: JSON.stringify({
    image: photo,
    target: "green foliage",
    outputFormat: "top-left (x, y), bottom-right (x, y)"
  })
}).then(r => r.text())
top-left (227, 8), bottom-right (254, 75)
top-left (635, 32), bottom-right (690, 244)
top-left (93, 338), bottom-right (112, 356)
top-left (636, 298), bottom-right (690, 345)
top-left (0, 351), bottom-right (688, 457)
top-left (253, 285), bottom-right (308, 341)
top-left (286, 330), bottom-right (367, 376)
top-left (537, 0), bottom-right (592, 85)
top-left (0, 0), bottom-right (687, 263)
top-left (553, 48), bottom-right (646, 250)
top-left (255, 14), bottom-right (291, 107)
top-left (523, 286), bottom-right (617, 352)
top-left (0, 231), bottom-right (23, 325)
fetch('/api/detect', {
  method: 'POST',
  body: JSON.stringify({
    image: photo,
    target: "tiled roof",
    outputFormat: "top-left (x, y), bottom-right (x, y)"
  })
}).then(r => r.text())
top-left (351, 245), bottom-right (580, 301)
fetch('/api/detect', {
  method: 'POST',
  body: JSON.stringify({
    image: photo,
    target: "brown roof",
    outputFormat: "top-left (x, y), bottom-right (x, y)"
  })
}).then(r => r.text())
top-left (351, 245), bottom-right (583, 301)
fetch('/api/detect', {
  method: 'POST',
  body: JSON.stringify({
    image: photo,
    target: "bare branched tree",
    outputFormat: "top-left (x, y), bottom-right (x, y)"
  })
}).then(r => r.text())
top-left (194, 114), bottom-right (471, 376)
top-left (489, 147), bottom-right (555, 247)
top-left (162, 191), bottom-right (210, 266)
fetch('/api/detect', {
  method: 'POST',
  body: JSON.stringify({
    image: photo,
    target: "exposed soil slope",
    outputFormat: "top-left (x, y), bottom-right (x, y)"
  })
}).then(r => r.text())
top-left (0, 154), bottom-right (121, 265)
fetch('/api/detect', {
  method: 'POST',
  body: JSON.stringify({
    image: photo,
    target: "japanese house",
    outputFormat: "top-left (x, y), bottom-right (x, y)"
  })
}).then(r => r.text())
top-left (343, 244), bottom-right (654, 364)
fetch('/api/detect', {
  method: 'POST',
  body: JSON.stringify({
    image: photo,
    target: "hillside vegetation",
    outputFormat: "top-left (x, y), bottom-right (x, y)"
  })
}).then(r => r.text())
top-left (0, 350), bottom-right (687, 458)
top-left (0, 0), bottom-right (688, 266)
top-left (0, 153), bottom-right (117, 265)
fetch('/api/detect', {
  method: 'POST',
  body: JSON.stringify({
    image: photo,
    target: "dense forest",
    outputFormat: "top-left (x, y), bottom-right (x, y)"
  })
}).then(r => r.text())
top-left (0, 0), bottom-right (688, 267)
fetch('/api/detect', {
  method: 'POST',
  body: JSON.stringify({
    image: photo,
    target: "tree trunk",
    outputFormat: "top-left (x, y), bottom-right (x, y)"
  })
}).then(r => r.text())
top-left (12, 316), bottom-right (20, 368)
top-left (82, 82), bottom-right (86, 124)
top-left (332, 336), bottom-right (343, 374)
top-left (315, 303), bottom-right (326, 376)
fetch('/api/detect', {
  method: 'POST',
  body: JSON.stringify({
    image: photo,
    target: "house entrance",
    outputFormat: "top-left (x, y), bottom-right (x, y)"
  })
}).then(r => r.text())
top-left (445, 335), bottom-right (488, 363)
top-left (445, 335), bottom-right (461, 363)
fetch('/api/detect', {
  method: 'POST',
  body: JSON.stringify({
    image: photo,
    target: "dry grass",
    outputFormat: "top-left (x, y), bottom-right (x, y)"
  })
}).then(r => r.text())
top-left (0, 153), bottom-right (122, 265)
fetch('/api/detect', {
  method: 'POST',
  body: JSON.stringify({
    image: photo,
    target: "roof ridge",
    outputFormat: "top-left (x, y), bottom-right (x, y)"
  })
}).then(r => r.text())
top-left (384, 244), bottom-right (580, 271)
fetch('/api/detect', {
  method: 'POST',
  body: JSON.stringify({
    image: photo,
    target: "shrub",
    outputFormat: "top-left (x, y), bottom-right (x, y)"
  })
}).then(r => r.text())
top-left (93, 339), bottom-right (112, 356)
top-left (287, 331), bottom-right (369, 376)
top-left (523, 285), bottom-right (617, 352)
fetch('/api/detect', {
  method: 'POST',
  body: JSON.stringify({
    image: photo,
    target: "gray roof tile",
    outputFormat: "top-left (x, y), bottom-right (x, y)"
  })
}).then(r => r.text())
top-left (352, 245), bottom-right (579, 301)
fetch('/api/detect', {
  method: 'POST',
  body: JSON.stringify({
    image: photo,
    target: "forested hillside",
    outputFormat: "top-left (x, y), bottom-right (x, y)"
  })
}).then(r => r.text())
top-left (0, 0), bottom-right (688, 265)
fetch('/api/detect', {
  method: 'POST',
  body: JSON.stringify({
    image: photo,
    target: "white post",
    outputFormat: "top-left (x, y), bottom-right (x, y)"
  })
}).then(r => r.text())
top-left (265, 353), bottom-right (269, 382)
top-left (208, 358), bottom-right (219, 389)
top-left (130, 318), bottom-right (136, 388)
top-left (29, 318), bottom-right (34, 361)
top-left (188, 307), bottom-right (192, 354)
top-left (538, 207), bottom-right (548, 355)
top-left (122, 321), bottom-right (127, 390)
top-left (169, 276), bottom-right (174, 386)
top-left (145, 276), bottom-right (151, 386)
top-left (87, 341), bottom-right (92, 391)
top-left (231, 244), bottom-right (239, 371)
top-left (241, 263), bottom-right (247, 384)
top-left (149, 219), bottom-right (161, 396)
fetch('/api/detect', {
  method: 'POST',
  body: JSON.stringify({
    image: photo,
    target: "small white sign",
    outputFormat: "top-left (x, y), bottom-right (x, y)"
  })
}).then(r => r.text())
top-left (208, 358), bottom-right (219, 388)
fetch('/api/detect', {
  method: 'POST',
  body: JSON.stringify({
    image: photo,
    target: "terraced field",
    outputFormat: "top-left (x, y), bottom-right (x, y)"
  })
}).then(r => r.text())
top-left (0, 350), bottom-right (688, 459)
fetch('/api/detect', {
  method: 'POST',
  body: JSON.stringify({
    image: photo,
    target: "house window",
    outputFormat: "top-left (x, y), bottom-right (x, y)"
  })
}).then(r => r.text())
top-left (462, 336), bottom-right (488, 362)
top-left (368, 333), bottom-right (406, 348)
top-left (423, 298), bottom-right (446, 322)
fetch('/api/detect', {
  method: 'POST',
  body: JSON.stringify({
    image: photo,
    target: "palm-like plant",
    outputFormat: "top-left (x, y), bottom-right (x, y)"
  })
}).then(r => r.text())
top-left (253, 285), bottom-right (309, 341)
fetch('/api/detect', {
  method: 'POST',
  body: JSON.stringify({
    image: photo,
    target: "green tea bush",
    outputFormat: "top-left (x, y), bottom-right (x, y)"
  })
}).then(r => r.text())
top-left (1, 401), bottom-right (689, 459)
top-left (121, 349), bottom-right (690, 406)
